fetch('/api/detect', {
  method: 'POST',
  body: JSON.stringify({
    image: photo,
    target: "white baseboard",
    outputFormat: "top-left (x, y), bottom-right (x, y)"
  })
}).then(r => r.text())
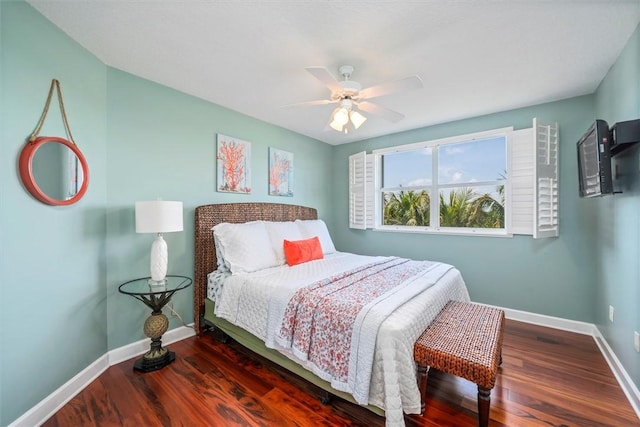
top-left (8, 354), bottom-right (110, 427)
top-left (497, 305), bottom-right (597, 335)
top-left (593, 328), bottom-right (640, 418)
top-left (8, 325), bottom-right (195, 427)
top-left (9, 310), bottom-right (640, 425)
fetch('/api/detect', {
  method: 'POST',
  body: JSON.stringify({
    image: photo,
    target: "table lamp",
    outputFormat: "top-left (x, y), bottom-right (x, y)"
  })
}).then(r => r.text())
top-left (135, 201), bottom-right (183, 284)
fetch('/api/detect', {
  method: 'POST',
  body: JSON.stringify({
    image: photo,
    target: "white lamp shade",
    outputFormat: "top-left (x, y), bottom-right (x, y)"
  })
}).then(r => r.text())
top-left (350, 110), bottom-right (367, 129)
top-left (334, 108), bottom-right (349, 126)
top-left (329, 120), bottom-right (344, 132)
top-left (135, 201), bottom-right (183, 234)
top-left (329, 104), bottom-right (366, 133)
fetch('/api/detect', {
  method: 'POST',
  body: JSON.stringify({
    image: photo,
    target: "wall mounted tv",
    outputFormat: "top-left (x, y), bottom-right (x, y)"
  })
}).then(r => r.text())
top-left (577, 119), bottom-right (614, 198)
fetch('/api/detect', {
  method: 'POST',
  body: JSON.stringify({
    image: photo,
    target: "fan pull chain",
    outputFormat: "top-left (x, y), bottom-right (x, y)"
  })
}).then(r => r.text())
top-left (29, 79), bottom-right (76, 144)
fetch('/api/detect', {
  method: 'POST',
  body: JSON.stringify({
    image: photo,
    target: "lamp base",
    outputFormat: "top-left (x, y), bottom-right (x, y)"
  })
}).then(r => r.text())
top-left (150, 234), bottom-right (168, 282)
top-left (133, 350), bottom-right (175, 373)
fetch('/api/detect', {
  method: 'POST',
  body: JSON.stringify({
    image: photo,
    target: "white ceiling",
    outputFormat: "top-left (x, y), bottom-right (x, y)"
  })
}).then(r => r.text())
top-left (27, 0), bottom-right (640, 145)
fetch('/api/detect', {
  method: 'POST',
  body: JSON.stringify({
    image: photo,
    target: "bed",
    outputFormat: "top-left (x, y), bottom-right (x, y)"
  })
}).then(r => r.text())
top-left (193, 202), bottom-right (470, 427)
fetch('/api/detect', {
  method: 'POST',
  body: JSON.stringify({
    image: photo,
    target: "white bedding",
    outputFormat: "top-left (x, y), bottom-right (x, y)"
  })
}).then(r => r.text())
top-left (209, 252), bottom-right (470, 427)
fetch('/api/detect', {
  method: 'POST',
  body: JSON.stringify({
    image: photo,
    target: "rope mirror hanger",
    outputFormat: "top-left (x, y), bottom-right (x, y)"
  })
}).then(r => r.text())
top-left (19, 79), bottom-right (89, 206)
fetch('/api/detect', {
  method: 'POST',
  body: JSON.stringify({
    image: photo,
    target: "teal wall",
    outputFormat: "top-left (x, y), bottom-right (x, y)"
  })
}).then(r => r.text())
top-left (332, 96), bottom-right (598, 323)
top-left (0, 1), bottom-right (108, 425)
top-left (1, 1), bottom-right (638, 425)
top-left (104, 68), bottom-right (333, 350)
top-left (0, 1), bottom-right (332, 425)
top-left (594, 23), bottom-right (640, 389)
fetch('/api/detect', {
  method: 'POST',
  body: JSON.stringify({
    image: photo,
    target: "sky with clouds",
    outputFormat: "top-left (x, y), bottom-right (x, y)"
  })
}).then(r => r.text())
top-left (383, 136), bottom-right (506, 190)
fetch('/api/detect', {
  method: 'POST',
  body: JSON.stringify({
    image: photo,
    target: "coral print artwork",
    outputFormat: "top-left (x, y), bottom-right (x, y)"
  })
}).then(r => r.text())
top-left (269, 147), bottom-right (293, 197)
top-left (216, 134), bottom-right (251, 193)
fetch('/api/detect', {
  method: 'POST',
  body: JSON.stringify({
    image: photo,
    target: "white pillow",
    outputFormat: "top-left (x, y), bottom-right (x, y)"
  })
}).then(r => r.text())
top-left (212, 231), bottom-right (229, 272)
top-left (295, 219), bottom-right (336, 254)
top-left (264, 221), bottom-right (303, 265)
top-left (212, 221), bottom-right (278, 274)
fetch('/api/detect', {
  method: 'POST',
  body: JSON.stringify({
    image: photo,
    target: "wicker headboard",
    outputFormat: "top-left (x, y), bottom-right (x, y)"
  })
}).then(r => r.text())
top-left (193, 202), bottom-right (318, 333)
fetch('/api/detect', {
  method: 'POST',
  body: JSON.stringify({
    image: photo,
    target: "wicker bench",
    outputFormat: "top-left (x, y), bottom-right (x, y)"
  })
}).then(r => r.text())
top-left (414, 300), bottom-right (505, 427)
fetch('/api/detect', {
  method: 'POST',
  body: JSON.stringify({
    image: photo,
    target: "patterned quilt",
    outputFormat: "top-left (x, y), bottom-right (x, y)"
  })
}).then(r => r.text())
top-left (274, 257), bottom-right (446, 403)
top-left (212, 252), bottom-right (470, 427)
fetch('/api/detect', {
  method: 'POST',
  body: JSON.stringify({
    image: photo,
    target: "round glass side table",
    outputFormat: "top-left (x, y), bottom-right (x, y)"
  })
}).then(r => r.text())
top-left (118, 275), bottom-right (192, 372)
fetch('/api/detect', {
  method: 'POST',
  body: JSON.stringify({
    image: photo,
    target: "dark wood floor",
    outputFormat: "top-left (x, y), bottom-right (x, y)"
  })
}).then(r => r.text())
top-left (43, 319), bottom-right (639, 426)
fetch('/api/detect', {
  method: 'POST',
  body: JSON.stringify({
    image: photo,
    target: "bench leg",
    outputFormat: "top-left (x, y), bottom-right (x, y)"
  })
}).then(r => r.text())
top-left (477, 387), bottom-right (491, 427)
top-left (416, 363), bottom-right (430, 414)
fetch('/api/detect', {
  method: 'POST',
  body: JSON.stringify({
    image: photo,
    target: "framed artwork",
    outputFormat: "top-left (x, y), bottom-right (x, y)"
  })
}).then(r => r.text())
top-left (216, 134), bottom-right (251, 193)
top-left (269, 147), bottom-right (293, 197)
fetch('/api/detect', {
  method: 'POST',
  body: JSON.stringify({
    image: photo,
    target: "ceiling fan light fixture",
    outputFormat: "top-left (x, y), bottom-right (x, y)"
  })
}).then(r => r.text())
top-left (329, 120), bottom-right (344, 132)
top-left (333, 108), bottom-right (349, 126)
top-left (329, 103), bottom-right (366, 133)
top-left (350, 110), bottom-right (367, 129)
top-left (329, 107), bottom-right (345, 131)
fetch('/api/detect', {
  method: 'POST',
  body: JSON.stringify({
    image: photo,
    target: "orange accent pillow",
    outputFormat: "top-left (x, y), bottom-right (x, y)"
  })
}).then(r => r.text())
top-left (283, 236), bottom-right (324, 266)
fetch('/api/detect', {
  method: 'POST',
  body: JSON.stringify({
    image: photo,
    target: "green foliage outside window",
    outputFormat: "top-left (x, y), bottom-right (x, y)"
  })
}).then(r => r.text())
top-left (383, 190), bottom-right (430, 226)
top-left (383, 186), bottom-right (505, 229)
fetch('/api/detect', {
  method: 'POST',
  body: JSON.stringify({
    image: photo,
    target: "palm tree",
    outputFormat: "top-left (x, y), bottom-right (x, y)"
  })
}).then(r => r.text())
top-left (385, 179), bottom-right (505, 229)
top-left (439, 188), bottom-right (474, 227)
top-left (383, 190), bottom-right (430, 226)
top-left (466, 174), bottom-right (506, 228)
top-left (466, 192), bottom-right (504, 228)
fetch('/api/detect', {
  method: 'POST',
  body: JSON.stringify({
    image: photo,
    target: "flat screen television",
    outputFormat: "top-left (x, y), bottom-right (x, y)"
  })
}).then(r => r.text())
top-left (577, 119), bottom-right (614, 198)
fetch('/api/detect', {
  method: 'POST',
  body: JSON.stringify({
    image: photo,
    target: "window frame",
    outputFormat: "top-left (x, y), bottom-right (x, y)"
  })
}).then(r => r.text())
top-left (373, 127), bottom-right (513, 237)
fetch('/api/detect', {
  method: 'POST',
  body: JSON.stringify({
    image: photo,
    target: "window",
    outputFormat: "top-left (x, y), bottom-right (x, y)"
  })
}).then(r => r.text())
top-left (379, 131), bottom-right (508, 234)
top-left (349, 119), bottom-right (559, 238)
top-left (381, 148), bottom-right (432, 227)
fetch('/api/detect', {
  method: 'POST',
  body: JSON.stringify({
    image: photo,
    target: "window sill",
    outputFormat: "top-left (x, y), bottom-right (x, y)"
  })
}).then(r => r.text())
top-left (373, 226), bottom-right (513, 238)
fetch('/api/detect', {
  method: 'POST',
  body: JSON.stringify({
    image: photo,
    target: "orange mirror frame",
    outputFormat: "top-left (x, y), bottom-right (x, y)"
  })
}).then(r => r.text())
top-left (18, 136), bottom-right (90, 206)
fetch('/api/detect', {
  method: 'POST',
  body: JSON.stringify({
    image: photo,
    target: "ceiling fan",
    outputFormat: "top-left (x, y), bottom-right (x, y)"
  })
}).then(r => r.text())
top-left (286, 65), bottom-right (423, 133)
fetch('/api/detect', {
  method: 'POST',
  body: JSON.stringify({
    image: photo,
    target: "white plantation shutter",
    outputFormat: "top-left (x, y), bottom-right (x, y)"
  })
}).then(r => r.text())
top-left (349, 151), bottom-right (374, 229)
top-left (509, 128), bottom-right (534, 235)
top-left (349, 151), bottom-right (367, 229)
top-left (365, 154), bottom-right (374, 229)
top-left (533, 119), bottom-right (559, 238)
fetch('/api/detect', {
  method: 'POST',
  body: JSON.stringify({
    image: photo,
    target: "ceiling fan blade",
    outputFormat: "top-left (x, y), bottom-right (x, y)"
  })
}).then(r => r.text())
top-left (357, 101), bottom-right (405, 123)
top-left (305, 66), bottom-right (343, 93)
top-left (358, 75), bottom-right (423, 100)
top-left (281, 99), bottom-right (336, 108)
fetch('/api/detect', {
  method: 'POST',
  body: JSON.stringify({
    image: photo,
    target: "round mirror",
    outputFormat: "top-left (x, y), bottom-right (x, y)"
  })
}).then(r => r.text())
top-left (19, 136), bottom-right (89, 206)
